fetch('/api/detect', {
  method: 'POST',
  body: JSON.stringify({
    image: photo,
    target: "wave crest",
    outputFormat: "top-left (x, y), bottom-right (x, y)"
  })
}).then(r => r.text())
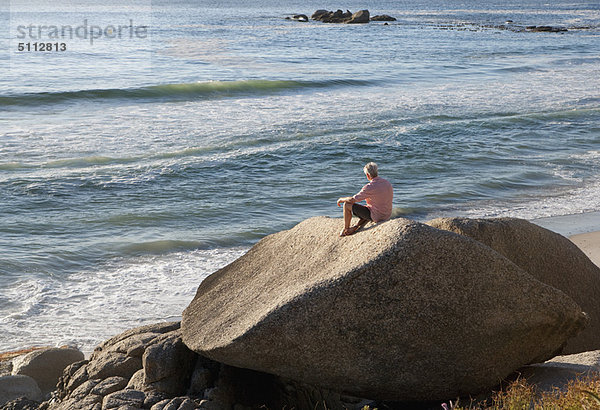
top-left (0, 79), bottom-right (373, 107)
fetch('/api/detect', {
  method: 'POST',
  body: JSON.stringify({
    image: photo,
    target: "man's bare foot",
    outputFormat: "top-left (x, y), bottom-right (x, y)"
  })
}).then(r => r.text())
top-left (340, 226), bottom-right (359, 237)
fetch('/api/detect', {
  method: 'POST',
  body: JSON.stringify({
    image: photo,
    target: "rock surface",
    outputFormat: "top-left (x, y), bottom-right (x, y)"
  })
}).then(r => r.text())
top-left (517, 349), bottom-right (600, 392)
top-left (0, 375), bottom-right (42, 406)
top-left (182, 216), bottom-right (587, 401)
top-left (11, 347), bottom-right (84, 395)
top-left (427, 217), bottom-right (600, 354)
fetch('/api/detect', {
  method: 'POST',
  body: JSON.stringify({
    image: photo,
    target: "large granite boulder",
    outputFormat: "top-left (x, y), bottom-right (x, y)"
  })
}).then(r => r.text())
top-left (427, 217), bottom-right (600, 354)
top-left (182, 216), bottom-right (587, 401)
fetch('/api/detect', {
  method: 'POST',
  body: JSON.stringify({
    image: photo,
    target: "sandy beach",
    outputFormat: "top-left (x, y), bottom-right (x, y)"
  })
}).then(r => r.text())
top-left (570, 231), bottom-right (600, 267)
top-left (533, 212), bottom-right (600, 272)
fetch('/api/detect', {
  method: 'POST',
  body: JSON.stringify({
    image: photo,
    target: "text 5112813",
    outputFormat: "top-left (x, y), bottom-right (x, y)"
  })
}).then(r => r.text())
top-left (18, 43), bottom-right (67, 52)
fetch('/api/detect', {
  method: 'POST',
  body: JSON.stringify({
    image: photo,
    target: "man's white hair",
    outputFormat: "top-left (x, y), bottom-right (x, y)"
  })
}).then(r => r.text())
top-left (364, 162), bottom-right (378, 178)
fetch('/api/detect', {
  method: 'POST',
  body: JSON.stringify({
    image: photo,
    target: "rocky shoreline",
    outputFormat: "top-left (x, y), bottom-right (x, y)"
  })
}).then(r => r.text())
top-left (3, 216), bottom-right (600, 409)
top-left (1, 323), bottom-right (376, 410)
top-left (3, 331), bottom-right (600, 410)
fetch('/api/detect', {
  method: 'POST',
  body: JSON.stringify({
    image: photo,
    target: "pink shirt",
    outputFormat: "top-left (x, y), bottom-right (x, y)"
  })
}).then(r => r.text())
top-left (353, 176), bottom-right (394, 222)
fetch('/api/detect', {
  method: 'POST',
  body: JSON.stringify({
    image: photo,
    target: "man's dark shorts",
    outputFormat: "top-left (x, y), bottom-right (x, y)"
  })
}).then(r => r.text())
top-left (352, 203), bottom-right (372, 221)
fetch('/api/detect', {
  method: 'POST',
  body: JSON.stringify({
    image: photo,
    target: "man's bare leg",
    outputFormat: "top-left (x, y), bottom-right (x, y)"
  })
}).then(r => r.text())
top-left (340, 201), bottom-right (354, 236)
top-left (341, 204), bottom-right (370, 237)
top-left (354, 217), bottom-right (369, 232)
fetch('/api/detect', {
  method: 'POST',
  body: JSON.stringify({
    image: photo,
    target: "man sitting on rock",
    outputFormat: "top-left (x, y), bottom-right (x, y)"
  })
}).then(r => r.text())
top-left (337, 162), bottom-right (393, 236)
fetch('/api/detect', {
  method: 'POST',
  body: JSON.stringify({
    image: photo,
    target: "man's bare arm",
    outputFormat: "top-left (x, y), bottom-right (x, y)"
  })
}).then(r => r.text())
top-left (337, 196), bottom-right (356, 207)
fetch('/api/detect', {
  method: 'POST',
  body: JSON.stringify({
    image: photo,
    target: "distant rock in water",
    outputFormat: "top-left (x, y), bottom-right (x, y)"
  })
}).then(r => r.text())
top-left (182, 216), bottom-right (586, 401)
top-left (311, 9), bottom-right (369, 24)
top-left (371, 14), bottom-right (396, 22)
top-left (427, 217), bottom-right (600, 355)
top-left (346, 10), bottom-right (370, 24)
top-left (311, 9), bottom-right (330, 20)
top-left (286, 14), bottom-right (308, 22)
top-left (527, 25), bottom-right (568, 32)
top-left (426, 21), bottom-right (580, 34)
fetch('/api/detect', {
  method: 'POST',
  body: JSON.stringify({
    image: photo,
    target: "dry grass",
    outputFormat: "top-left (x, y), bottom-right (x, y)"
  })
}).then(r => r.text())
top-left (449, 372), bottom-right (600, 409)
top-left (0, 347), bottom-right (47, 362)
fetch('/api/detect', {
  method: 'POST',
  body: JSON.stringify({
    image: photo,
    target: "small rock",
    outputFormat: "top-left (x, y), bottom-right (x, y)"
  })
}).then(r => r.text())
top-left (150, 397), bottom-right (197, 410)
top-left (12, 347), bottom-right (84, 395)
top-left (371, 14), bottom-right (396, 21)
top-left (187, 367), bottom-right (212, 396)
top-left (346, 10), bottom-right (370, 24)
top-left (69, 379), bottom-right (100, 401)
top-left (102, 389), bottom-right (145, 409)
top-left (0, 375), bottom-right (42, 406)
top-left (526, 25), bottom-right (567, 32)
top-left (292, 14), bottom-right (308, 22)
top-left (197, 399), bottom-right (221, 410)
top-left (126, 369), bottom-right (146, 391)
top-left (91, 376), bottom-right (128, 397)
top-left (55, 359), bottom-right (88, 399)
top-left (150, 399), bottom-right (170, 410)
top-left (143, 391), bottom-right (168, 408)
top-left (62, 363), bottom-right (89, 398)
top-left (50, 394), bottom-right (102, 410)
top-left (310, 10), bottom-right (329, 20)
top-left (142, 332), bottom-right (196, 396)
top-left (0, 360), bottom-right (13, 377)
top-left (91, 322), bottom-right (180, 361)
top-left (87, 353), bottom-right (142, 381)
top-left (1, 396), bottom-right (41, 410)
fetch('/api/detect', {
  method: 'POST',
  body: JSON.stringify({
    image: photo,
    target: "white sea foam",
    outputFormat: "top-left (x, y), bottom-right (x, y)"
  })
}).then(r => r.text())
top-left (0, 247), bottom-right (247, 354)
top-left (462, 177), bottom-right (600, 221)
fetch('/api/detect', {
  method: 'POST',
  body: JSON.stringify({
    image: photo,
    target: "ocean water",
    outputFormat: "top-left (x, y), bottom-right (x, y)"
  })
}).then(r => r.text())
top-left (0, 0), bottom-right (599, 352)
